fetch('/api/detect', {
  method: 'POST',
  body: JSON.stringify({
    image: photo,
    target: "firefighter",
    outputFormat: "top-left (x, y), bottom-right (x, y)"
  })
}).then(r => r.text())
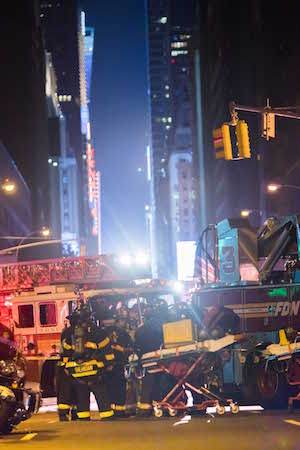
top-left (107, 308), bottom-right (133, 416)
top-left (134, 299), bottom-right (169, 415)
top-left (64, 303), bottom-right (116, 421)
top-left (57, 325), bottom-right (86, 421)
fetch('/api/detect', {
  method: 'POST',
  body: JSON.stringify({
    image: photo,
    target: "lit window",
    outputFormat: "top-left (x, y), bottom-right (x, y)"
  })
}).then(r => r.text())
top-left (67, 95), bottom-right (72, 101)
top-left (171, 42), bottom-right (187, 49)
top-left (161, 158), bottom-right (165, 163)
top-left (58, 95), bottom-right (62, 101)
top-left (159, 17), bottom-right (167, 24)
top-left (168, 117), bottom-right (172, 123)
top-left (165, 85), bottom-right (169, 90)
top-left (162, 117), bottom-right (167, 123)
top-left (63, 95), bottom-right (67, 101)
top-left (165, 94), bottom-right (169, 98)
top-left (166, 125), bottom-right (171, 130)
top-left (171, 50), bottom-right (188, 56)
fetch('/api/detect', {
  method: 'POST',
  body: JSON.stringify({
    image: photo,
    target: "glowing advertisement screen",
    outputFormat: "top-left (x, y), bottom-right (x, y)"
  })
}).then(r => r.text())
top-left (176, 241), bottom-right (196, 281)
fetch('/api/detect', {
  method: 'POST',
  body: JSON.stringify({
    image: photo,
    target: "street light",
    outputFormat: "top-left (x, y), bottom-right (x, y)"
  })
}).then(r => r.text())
top-left (267, 183), bottom-right (300, 193)
top-left (241, 210), bottom-right (250, 217)
top-left (42, 227), bottom-right (50, 237)
top-left (267, 184), bottom-right (279, 192)
top-left (2, 179), bottom-right (15, 193)
top-left (16, 228), bottom-right (51, 259)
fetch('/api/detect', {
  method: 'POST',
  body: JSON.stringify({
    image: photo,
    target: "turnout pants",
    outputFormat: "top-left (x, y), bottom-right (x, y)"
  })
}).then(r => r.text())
top-left (107, 367), bottom-right (127, 415)
top-left (92, 374), bottom-right (114, 419)
top-left (139, 372), bottom-right (172, 412)
top-left (57, 366), bottom-right (87, 419)
top-left (72, 373), bottom-right (113, 420)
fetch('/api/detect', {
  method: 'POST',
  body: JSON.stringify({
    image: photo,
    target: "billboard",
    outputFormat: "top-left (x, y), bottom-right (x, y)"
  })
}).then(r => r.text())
top-left (176, 241), bottom-right (196, 281)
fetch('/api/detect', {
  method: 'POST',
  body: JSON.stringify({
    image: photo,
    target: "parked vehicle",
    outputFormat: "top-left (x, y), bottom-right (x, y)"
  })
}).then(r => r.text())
top-left (0, 334), bottom-right (40, 434)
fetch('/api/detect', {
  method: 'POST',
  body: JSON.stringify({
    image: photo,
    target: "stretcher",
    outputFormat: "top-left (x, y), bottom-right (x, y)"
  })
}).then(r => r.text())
top-left (261, 337), bottom-right (300, 411)
top-left (127, 334), bottom-right (244, 417)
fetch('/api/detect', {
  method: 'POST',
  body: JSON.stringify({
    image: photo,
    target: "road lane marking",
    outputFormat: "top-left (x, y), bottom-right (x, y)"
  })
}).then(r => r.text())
top-left (21, 433), bottom-right (38, 441)
top-left (284, 420), bottom-right (300, 427)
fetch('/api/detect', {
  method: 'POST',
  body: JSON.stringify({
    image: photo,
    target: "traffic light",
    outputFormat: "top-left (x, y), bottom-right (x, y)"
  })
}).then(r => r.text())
top-left (236, 120), bottom-right (251, 158)
top-left (213, 124), bottom-right (233, 160)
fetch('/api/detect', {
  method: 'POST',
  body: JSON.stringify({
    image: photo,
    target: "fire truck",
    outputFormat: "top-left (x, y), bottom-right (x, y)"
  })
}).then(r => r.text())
top-left (193, 215), bottom-right (300, 409)
top-left (0, 254), bottom-right (181, 386)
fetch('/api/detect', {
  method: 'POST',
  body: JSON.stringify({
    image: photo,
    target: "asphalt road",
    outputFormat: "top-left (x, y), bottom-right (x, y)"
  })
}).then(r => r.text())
top-left (1, 409), bottom-right (300, 450)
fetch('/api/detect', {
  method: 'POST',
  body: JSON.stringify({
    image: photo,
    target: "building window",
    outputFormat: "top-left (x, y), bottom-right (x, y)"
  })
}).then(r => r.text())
top-left (18, 305), bottom-right (34, 328)
top-left (40, 303), bottom-right (57, 326)
top-left (171, 42), bottom-right (187, 49)
top-left (158, 17), bottom-right (167, 24)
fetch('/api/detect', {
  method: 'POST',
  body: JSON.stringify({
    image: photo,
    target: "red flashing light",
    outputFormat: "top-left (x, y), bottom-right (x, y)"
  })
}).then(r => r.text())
top-left (171, 59), bottom-right (175, 64)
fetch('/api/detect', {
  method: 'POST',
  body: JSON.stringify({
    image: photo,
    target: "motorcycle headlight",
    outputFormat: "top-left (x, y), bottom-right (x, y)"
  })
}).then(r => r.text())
top-left (0, 360), bottom-right (15, 376)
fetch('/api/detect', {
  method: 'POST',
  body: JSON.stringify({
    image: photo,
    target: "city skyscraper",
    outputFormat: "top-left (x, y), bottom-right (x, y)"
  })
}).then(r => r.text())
top-left (145, 0), bottom-right (197, 277)
top-left (0, 1), bottom-right (50, 231)
top-left (45, 52), bottom-right (81, 254)
top-left (40, 0), bottom-right (90, 240)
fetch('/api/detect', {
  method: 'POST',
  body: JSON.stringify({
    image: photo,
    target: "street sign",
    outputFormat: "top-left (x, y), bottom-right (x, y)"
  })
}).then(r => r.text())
top-left (262, 112), bottom-right (275, 140)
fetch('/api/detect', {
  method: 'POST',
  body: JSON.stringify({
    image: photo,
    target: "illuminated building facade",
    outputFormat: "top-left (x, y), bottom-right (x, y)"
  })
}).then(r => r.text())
top-left (40, 0), bottom-right (91, 240)
top-left (169, 152), bottom-right (196, 276)
top-left (84, 27), bottom-right (95, 104)
top-left (45, 52), bottom-right (81, 255)
top-left (83, 24), bottom-right (101, 255)
top-left (145, 0), bottom-right (197, 277)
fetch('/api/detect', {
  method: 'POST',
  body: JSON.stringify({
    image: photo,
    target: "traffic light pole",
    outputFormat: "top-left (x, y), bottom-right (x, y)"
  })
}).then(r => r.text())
top-left (230, 100), bottom-right (300, 121)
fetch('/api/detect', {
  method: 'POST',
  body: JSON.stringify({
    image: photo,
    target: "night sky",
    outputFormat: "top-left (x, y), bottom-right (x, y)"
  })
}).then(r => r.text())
top-left (82, 0), bottom-right (148, 254)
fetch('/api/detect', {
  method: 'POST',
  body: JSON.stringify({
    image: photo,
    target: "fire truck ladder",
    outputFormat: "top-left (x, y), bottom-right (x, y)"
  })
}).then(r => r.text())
top-left (0, 255), bottom-right (124, 293)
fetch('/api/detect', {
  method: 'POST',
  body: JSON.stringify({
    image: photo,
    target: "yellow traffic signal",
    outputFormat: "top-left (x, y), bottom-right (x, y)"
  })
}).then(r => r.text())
top-left (236, 120), bottom-right (251, 158)
top-left (213, 124), bottom-right (233, 160)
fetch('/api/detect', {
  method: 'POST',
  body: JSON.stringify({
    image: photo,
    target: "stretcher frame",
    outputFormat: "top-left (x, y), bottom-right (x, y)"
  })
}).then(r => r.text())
top-left (127, 335), bottom-right (242, 417)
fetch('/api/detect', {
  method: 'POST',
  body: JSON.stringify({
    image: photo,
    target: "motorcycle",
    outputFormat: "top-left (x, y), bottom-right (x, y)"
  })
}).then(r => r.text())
top-left (0, 336), bottom-right (40, 435)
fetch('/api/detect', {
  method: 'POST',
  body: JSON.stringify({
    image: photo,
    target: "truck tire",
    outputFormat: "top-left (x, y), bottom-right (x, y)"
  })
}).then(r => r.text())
top-left (0, 401), bottom-right (13, 435)
top-left (256, 366), bottom-right (289, 409)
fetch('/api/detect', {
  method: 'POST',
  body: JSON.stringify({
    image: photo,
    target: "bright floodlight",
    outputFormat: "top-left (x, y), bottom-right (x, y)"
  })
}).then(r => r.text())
top-left (241, 210), bottom-right (250, 217)
top-left (136, 252), bottom-right (148, 265)
top-left (173, 281), bottom-right (183, 293)
top-left (120, 254), bottom-right (131, 265)
top-left (3, 179), bottom-right (15, 193)
top-left (42, 227), bottom-right (50, 237)
top-left (267, 184), bottom-right (279, 192)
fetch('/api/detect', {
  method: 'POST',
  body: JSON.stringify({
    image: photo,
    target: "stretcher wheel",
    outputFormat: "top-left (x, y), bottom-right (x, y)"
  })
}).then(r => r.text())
top-left (230, 404), bottom-right (239, 414)
top-left (216, 405), bottom-right (225, 415)
top-left (154, 407), bottom-right (163, 418)
top-left (168, 408), bottom-right (177, 417)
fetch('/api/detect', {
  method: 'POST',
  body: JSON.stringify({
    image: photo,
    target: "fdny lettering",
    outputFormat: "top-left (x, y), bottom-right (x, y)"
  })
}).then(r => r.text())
top-left (74, 365), bottom-right (93, 373)
top-left (275, 301), bottom-right (300, 317)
